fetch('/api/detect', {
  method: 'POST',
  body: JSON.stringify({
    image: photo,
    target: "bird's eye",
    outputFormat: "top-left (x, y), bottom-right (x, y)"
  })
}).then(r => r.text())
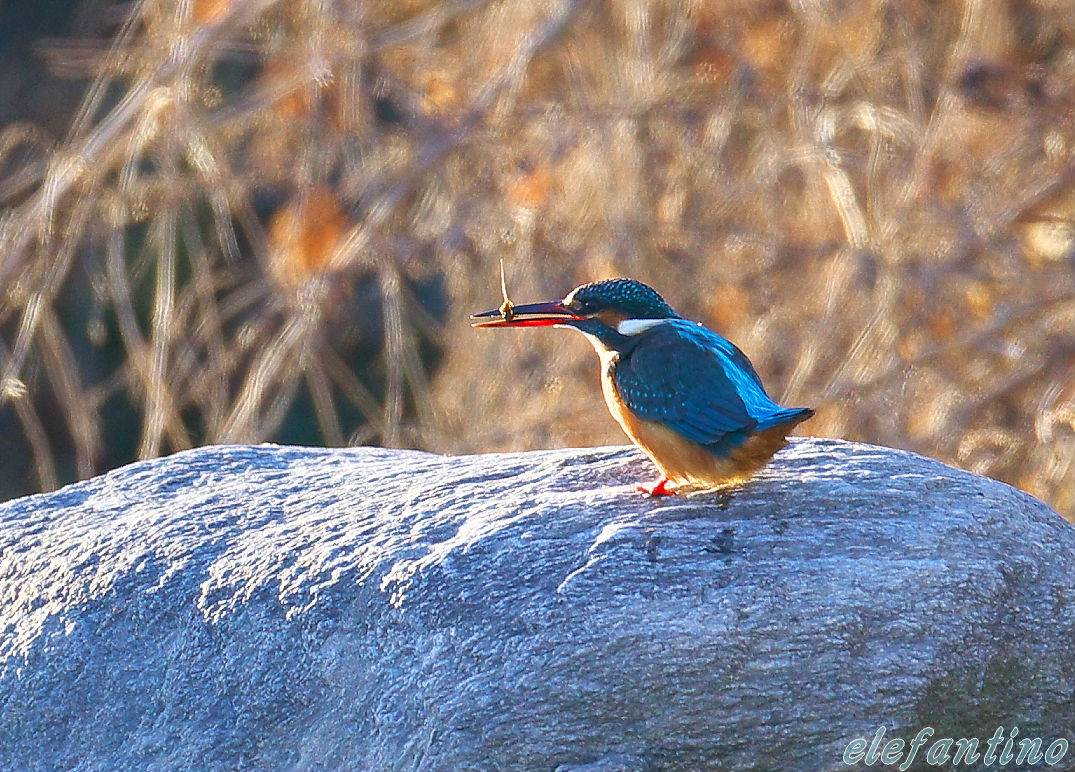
top-left (573, 298), bottom-right (598, 314)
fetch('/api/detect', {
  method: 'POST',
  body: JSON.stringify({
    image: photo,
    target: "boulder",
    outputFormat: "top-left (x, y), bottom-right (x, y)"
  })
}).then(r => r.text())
top-left (0, 438), bottom-right (1072, 771)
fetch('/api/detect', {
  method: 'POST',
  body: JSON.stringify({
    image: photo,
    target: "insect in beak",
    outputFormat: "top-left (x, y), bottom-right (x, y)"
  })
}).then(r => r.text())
top-left (470, 261), bottom-right (585, 328)
top-left (498, 259), bottom-right (515, 323)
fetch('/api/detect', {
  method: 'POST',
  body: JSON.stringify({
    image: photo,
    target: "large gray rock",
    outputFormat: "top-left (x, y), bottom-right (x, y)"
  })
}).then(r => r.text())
top-left (0, 438), bottom-right (1072, 771)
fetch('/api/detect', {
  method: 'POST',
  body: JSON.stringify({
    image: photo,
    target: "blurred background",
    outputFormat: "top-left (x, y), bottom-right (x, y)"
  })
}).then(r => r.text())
top-left (0, 0), bottom-right (1071, 518)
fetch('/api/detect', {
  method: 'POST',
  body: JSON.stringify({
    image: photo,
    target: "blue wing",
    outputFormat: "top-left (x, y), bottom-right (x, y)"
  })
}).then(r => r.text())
top-left (613, 320), bottom-right (801, 452)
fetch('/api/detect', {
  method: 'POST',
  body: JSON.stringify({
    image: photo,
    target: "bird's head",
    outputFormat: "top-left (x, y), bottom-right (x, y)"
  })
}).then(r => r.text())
top-left (471, 278), bottom-right (678, 339)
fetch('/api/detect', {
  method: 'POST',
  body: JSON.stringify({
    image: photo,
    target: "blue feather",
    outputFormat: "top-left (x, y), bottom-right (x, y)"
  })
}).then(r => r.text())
top-left (613, 319), bottom-right (804, 456)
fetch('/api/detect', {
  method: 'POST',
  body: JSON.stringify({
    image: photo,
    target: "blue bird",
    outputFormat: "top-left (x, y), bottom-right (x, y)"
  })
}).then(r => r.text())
top-left (472, 278), bottom-right (814, 495)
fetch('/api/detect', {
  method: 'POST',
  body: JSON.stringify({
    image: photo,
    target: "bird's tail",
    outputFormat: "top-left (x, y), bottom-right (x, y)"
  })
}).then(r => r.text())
top-left (756, 407), bottom-right (815, 432)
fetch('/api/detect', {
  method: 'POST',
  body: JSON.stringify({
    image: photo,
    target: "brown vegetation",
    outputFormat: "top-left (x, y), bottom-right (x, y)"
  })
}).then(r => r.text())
top-left (0, 0), bottom-right (1072, 517)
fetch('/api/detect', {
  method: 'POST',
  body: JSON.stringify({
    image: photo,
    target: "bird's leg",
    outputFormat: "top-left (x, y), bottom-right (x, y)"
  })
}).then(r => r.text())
top-left (636, 478), bottom-right (676, 496)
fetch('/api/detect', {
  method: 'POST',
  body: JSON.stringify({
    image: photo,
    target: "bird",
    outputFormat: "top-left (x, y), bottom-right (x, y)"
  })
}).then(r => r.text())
top-left (471, 278), bottom-right (814, 496)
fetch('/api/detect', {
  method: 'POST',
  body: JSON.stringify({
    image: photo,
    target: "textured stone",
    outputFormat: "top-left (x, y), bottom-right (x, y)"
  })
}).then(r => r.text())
top-left (0, 438), bottom-right (1072, 771)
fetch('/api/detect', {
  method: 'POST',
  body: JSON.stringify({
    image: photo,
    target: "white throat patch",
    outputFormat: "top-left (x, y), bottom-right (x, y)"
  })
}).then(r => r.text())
top-left (616, 318), bottom-right (669, 336)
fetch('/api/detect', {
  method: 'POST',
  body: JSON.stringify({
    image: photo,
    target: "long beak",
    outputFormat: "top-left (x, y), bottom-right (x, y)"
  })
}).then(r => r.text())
top-left (470, 300), bottom-right (584, 328)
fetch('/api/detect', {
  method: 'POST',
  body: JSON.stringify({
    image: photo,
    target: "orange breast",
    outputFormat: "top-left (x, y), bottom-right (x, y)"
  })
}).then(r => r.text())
top-left (600, 366), bottom-right (792, 490)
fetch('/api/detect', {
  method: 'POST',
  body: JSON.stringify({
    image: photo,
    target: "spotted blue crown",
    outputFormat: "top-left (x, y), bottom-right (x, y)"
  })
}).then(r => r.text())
top-left (566, 278), bottom-right (679, 319)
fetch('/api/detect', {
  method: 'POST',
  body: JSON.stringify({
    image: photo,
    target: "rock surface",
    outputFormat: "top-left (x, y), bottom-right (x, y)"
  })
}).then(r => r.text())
top-left (0, 438), bottom-right (1072, 772)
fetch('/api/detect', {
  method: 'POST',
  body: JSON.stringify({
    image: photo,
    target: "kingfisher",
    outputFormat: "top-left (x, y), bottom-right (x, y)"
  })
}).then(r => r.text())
top-left (471, 278), bottom-right (814, 495)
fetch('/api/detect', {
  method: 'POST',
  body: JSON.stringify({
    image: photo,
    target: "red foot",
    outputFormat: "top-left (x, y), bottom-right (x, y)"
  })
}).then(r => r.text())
top-left (636, 478), bottom-right (676, 496)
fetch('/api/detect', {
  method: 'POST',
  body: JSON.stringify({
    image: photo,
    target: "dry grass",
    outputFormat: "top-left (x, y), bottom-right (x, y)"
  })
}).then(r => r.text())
top-left (0, 0), bottom-right (1072, 517)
